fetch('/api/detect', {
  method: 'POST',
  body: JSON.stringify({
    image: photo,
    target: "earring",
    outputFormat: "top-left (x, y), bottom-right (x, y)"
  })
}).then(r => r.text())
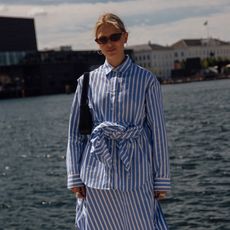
top-left (97, 50), bottom-right (103, 55)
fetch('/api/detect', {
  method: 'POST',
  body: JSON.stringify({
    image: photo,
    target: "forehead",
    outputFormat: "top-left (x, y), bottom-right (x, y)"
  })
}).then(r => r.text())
top-left (96, 23), bottom-right (121, 37)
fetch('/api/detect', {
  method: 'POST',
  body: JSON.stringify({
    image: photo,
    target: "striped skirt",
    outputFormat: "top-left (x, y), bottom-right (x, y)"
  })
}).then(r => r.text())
top-left (75, 182), bottom-right (168, 230)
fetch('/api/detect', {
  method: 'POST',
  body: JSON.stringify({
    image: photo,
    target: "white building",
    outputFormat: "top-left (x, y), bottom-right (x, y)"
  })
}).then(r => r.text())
top-left (128, 43), bottom-right (173, 79)
top-left (128, 38), bottom-right (230, 79)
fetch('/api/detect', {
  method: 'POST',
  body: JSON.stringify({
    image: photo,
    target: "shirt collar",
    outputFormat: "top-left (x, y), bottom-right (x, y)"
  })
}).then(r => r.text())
top-left (103, 55), bottom-right (132, 76)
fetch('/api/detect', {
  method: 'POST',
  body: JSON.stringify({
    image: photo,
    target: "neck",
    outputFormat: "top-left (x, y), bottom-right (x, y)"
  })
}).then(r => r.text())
top-left (107, 53), bottom-right (126, 68)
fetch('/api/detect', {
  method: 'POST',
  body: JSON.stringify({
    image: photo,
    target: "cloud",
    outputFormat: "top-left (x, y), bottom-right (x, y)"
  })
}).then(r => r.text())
top-left (27, 7), bottom-right (47, 17)
top-left (0, 0), bottom-right (229, 50)
top-left (0, 5), bottom-right (8, 12)
top-left (0, 0), bottom-right (131, 5)
top-left (127, 8), bottom-right (230, 46)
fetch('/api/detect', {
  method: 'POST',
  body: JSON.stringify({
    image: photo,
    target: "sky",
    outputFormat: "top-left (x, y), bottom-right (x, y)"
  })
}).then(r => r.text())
top-left (0, 0), bottom-right (229, 51)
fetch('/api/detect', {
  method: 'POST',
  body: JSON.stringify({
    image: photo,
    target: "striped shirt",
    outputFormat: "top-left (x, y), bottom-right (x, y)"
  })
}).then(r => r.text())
top-left (66, 55), bottom-right (170, 191)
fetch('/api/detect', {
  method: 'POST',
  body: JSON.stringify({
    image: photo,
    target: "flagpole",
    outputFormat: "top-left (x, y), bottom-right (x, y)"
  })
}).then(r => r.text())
top-left (204, 20), bottom-right (209, 38)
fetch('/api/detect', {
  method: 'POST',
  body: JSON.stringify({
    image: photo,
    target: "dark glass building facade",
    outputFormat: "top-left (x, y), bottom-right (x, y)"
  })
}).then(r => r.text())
top-left (0, 16), bottom-right (37, 52)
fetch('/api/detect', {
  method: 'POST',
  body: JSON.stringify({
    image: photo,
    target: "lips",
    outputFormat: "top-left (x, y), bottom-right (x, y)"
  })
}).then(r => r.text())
top-left (106, 48), bottom-right (116, 52)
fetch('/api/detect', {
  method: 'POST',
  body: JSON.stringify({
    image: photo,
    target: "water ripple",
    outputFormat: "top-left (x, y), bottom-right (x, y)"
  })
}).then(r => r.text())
top-left (0, 81), bottom-right (230, 229)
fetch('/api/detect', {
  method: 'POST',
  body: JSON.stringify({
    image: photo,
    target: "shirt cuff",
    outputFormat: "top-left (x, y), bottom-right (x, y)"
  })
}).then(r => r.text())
top-left (153, 177), bottom-right (171, 191)
top-left (67, 174), bottom-right (84, 189)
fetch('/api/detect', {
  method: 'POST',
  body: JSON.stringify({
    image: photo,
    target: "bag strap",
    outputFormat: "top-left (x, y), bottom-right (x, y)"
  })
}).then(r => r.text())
top-left (80, 72), bottom-right (89, 106)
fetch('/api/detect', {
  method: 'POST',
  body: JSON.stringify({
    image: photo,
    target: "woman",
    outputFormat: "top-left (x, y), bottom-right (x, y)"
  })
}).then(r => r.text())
top-left (66, 13), bottom-right (171, 230)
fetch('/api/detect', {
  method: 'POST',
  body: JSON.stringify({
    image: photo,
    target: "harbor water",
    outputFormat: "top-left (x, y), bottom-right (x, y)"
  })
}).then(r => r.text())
top-left (0, 79), bottom-right (229, 230)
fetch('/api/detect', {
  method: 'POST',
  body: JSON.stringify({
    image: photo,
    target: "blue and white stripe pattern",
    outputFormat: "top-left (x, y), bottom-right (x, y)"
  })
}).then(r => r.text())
top-left (75, 181), bottom-right (168, 230)
top-left (66, 55), bottom-right (170, 191)
top-left (90, 121), bottom-right (143, 171)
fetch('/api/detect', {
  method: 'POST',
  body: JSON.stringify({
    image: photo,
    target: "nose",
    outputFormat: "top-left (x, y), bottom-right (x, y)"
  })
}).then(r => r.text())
top-left (106, 40), bottom-right (114, 47)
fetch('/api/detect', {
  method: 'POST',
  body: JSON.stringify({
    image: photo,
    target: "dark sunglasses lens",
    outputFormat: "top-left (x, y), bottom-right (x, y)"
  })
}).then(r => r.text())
top-left (97, 36), bottom-right (108, 44)
top-left (95, 33), bottom-right (122, 44)
top-left (110, 33), bottom-right (122, 41)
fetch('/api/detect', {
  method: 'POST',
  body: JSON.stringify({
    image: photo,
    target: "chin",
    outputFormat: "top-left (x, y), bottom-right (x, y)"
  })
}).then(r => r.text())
top-left (106, 50), bottom-right (119, 57)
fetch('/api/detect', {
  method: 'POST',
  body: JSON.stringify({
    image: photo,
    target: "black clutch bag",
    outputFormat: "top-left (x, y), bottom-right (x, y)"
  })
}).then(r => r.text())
top-left (79, 72), bottom-right (93, 135)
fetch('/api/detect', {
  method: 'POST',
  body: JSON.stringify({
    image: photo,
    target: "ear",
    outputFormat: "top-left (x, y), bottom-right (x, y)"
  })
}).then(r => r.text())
top-left (124, 32), bottom-right (128, 44)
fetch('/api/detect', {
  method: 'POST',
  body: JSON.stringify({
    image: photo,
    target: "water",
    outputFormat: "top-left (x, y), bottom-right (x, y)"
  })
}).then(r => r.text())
top-left (0, 79), bottom-right (229, 230)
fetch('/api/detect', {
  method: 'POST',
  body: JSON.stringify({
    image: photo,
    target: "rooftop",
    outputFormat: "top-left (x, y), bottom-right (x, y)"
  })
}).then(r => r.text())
top-left (171, 38), bottom-right (230, 48)
top-left (128, 42), bottom-right (172, 51)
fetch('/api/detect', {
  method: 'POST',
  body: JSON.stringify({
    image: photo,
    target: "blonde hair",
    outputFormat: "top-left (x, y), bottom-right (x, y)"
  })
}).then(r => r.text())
top-left (95, 13), bottom-right (127, 37)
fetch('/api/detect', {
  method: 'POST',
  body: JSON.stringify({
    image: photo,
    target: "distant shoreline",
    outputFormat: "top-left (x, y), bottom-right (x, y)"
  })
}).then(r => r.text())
top-left (1, 75), bottom-right (230, 99)
top-left (160, 74), bottom-right (230, 85)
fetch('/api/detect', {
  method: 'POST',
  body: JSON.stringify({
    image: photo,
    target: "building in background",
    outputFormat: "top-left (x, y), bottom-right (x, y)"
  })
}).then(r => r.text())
top-left (128, 38), bottom-right (230, 80)
top-left (0, 16), bottom-right (37, 66)
top-left (128, 42), bottom-right (173, 79)
top-left (0, 15), bottom-right (229, 98)
top-left (0, 16), bottom-right (37, 52)
top-left (0, 48), bottom-right (107, 98)
top-left (0, 16), bottom-right (38, 98)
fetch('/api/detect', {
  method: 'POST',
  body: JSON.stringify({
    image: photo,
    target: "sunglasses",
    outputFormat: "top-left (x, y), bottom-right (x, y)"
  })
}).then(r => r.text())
top-left (95, 33), bottom-right (123, 45)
